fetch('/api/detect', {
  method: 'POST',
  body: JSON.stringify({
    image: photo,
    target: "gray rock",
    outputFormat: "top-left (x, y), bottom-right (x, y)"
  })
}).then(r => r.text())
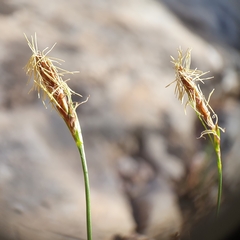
top-left (0, 0), bottom-right (238, 239)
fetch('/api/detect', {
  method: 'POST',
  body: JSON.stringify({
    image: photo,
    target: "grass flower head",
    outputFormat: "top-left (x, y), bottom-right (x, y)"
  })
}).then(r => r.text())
top-left (167, 48), bottom-right (224, 138)
top-left (24, 34), bottom-right (84, 137)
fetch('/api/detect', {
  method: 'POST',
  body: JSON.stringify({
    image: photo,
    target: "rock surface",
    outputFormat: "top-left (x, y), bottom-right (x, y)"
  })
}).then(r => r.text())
top-left (0, 0), bottom-right (239, 240)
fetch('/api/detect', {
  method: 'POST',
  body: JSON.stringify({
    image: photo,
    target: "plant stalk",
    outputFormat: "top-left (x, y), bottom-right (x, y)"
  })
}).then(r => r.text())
top-left (216, 149), bottom-right (222, 216)
top-left (74, 128), bottom-right (92, 240)
top-left (198, 115), bottom-right (223, 215)
top-left (214, 127), bottom-right (222, 216)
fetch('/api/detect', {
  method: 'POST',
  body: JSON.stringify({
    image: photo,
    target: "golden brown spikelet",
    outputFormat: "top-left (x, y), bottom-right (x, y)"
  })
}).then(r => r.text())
top-left (167, 48), bottom-right (224, 138)
top-left (24, 33), bottom-right (85, 136)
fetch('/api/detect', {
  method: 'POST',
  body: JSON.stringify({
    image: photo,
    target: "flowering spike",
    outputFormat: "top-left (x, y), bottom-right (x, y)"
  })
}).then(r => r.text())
top-left (24, 34), bottom-right (84, 138)
top-left (167, 48), bottom-right (224, 136)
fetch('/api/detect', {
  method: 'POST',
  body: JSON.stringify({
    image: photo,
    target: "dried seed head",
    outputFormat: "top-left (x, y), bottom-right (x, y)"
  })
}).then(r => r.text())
top-left (24, 34), bottom-right (80, 111)
top-left (167, 48), bottom-right (224, 137)
top-left (24, 34), bottom-right (84, 136)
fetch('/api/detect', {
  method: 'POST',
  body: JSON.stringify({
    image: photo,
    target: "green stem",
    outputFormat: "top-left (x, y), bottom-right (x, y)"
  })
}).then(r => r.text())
top-left (74, 129), bottom-right (92, 240)
top-left (214, 128), bottom-right (222, 216)
top-left (198, 115), bottom-right (222, 215)
top-left (215, 147), bottom-right (222, 216)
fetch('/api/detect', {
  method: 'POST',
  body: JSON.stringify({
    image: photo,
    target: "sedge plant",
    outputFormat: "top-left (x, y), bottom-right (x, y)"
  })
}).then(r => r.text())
top-left (24, 34), bottom-right (92, 240)
top-left (166, 48), bottom-right (225, 215)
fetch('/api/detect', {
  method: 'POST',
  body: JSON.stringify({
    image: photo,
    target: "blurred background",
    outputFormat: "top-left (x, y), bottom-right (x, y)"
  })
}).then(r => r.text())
top-left (0, 0), bottom-right (239, 239)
